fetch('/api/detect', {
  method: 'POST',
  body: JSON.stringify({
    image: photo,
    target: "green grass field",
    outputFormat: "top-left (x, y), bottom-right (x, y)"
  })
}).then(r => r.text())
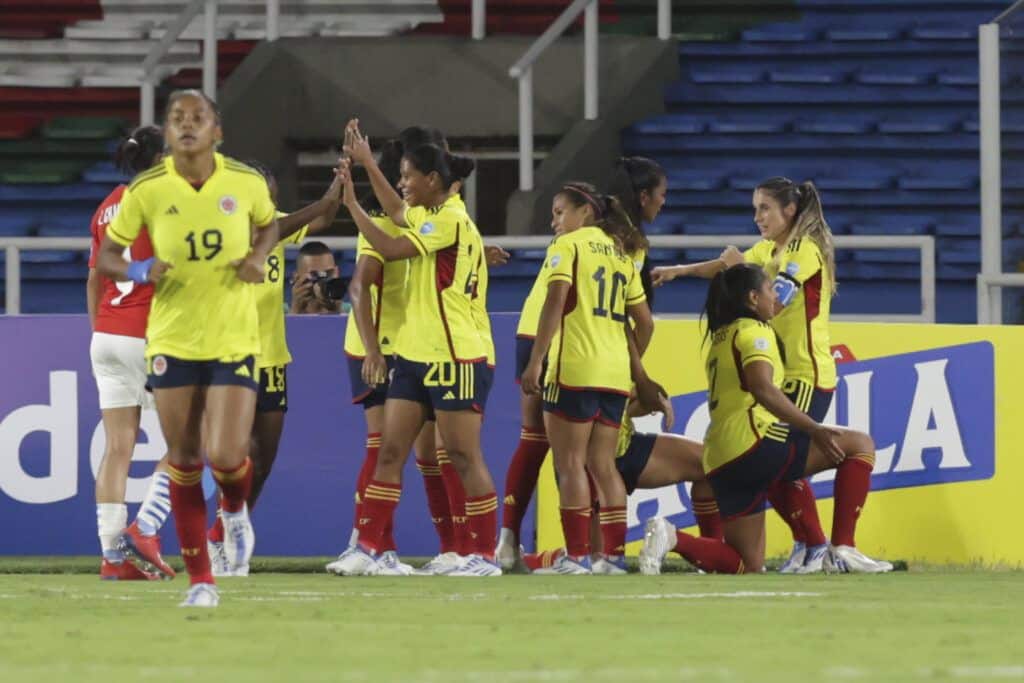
top-left (0, 564), bottom-right (1021, 683)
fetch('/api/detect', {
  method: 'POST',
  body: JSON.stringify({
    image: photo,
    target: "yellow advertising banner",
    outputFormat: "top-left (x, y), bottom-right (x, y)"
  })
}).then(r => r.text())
top-left (537, 322), bottom-right (1024, 565)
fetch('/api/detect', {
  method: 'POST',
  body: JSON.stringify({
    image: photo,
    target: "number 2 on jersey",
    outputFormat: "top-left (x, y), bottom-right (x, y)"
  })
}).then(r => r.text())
top-left (591, 266), bottom-right (627, 322)
top-left (185, 229), bottom-right (223, 261)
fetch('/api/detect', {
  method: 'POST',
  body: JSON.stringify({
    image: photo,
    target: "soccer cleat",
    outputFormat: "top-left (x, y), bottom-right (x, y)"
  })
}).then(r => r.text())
top-left (639, 517), bottom-right (676, 576)
top-left (495, 528), bottom-right (524, 572)
top-left (448, 554), bottom-right (503, 577)
top-left (377, 551), bottom-right (413, 576)
top-left (413, 552), bottom-right (466, 576)
top-left (179, 582), bottom-right (219, 608)
top-left (778, 541), bottom-right (807, 574)
top-left (325, 545), bottom-right (380, 576)
top-left (532, 553), bottom-right (592, 575)
top-left (828, 545), bottom-right (894, 574)
top-left (592, 555), bottom-right (629, 575)
top-left (117, 521), bottom-right (176, 579)
top-left (100, 559), bottom-right (159, 581)
top-left (795, 543), bottom-right (829, 574)
top-left (208, 540), bottom-right (233, 577)
top-left (221, 505), bottom-right (255, 575)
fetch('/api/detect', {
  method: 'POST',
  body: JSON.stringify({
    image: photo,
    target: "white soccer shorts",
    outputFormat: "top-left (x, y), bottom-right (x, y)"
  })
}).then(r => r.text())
top-left (90, 332), bottom-right (152, 410)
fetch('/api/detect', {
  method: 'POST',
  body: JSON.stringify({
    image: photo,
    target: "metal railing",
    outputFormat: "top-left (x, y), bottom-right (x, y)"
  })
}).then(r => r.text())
top-left (2, 235), bottom-right (934, 322)
top-left (977, 0), bottom-right (1024, 323)
top-left (139, 0), bottom-right (281, 126)
top-left (509, 0), bottom-right (673, 191)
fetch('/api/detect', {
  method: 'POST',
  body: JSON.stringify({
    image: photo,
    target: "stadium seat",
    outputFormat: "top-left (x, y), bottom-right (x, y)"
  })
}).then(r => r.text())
top-left (0, 161), bottom-right (86, 184)
top-left (41, 116), bottom-right (125, 140)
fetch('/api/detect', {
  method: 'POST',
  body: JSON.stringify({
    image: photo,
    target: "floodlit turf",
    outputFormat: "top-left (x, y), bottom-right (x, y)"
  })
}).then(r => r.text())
top-left (0, 569), bottom-right (1021, 682)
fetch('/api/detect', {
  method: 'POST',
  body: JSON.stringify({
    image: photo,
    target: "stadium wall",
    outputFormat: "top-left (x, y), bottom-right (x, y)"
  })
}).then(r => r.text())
top-left (0, 316), bottom-right (1019, 565)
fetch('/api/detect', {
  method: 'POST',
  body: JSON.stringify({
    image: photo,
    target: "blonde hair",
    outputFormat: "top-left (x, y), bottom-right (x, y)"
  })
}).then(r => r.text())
top-left (756, 177), bottom-right (837, 294)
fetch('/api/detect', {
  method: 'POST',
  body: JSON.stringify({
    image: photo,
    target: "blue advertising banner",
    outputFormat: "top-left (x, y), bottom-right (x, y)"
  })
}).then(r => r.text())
top-left (0, 314), bottom-right (530, 557)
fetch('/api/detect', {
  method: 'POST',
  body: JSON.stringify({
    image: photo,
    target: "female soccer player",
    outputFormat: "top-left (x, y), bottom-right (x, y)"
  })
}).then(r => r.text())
top-left (651, 178), bottom-right (839, 573)
top-left (88, 125), bottom-right (176, 581)
top-left (96, 89), bottom-right (279, 607)
top-left (330, 140), bottom-right (502, 577)
top-left (641, 264), bottom-right (892, 574)
top-left (205, 159), bottom-right (342, 576)
top-left (519, 183), bottom-right (655, 575)
top-left (496, 159), bottom-right (669, 570)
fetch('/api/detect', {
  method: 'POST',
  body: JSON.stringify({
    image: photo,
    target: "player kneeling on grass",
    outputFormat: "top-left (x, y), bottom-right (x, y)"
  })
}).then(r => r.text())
top-left (641, 264), bottom-right (892, 575)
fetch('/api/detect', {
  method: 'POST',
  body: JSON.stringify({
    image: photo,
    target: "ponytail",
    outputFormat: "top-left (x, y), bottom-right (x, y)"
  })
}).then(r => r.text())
top-left (114, 125), bottom-right (163, 175)
top-left (756, 177), bottom-right (838, 294)
top-left (404, 144), bottom-right (475, 189)
top-left (701, 263), bottom-right (769, 342)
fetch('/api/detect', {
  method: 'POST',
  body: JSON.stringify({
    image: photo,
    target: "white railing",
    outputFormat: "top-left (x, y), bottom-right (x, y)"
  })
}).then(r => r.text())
top-left (509, 0), bottom-right (673, 191)
top-left (140, 0), bottom-right (282, 126)
top-left (1, 235), bottom-right (934, 321)
top-left (977, 0), bottom-right (1024, 323)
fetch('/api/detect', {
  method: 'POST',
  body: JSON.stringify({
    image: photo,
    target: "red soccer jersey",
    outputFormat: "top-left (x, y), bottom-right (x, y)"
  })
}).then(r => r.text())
top-left (88, 184), bottom-right (154, 338)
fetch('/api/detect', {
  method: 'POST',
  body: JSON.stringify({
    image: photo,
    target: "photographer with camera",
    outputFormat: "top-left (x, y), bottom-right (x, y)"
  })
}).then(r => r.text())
top-left (290, 241), bottom-right (345, 315)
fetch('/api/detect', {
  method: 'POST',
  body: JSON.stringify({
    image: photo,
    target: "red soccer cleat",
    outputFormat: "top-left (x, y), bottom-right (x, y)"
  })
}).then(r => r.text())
top-left (100, 559), bottom-right (160, 581)
top-left (117, 521), bottom-right (177, 580)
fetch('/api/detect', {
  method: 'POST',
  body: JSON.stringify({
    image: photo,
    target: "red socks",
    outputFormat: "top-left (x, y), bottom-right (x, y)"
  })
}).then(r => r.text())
top-left (523, 548), bottom-right (564, 572)
top-left (168, 462), bottom-right (213, 585)
top-left (465, 493), bottom-right (498, 559)
top-left (690, 490), bottom-right (724, 540)
top-left (417, 458), bottom-right (457, 554)
top-left (358, 479), bottom-right (401, 554)
top-left (598, 505), bottom-right (627, 557)
top-left (560, 506), bottom-right (592, 558)
top-left (501, 428), bottom-right (549, 538)
top-left (437, 449), bottom-right (469, 555)
top-left (768, 478), bottom-right (827, 546)
top-left (674, 531), bottom-right (745, 574)
top-left (210, 458), bottom-right (252, 513)
top-left (832, 453), bottom-right (875, 547)
top-left (352, 433), bottom-right (381, 534)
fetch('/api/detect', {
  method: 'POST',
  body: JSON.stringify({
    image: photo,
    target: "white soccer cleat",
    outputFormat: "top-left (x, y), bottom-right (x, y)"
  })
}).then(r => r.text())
top-left (795, 543), bottom-right (829, 574)
top-left (639, 517), bottom-right (676, 576)
top-left (221, 505), bottom-right (255, 574)
top-left (495, 528), bottom-right (523, 571)
top-left (591, 555), bottom-right (629, 575)
top-left (325, 545), bottom-right (380, 576)
top-left (377, 551), bottom-right (414, 576)
top-left (179, 582), bottom-right (219, 608)
top-left (347, 528), bottom-right (359, 550)
top-left (778, 541), bottom-right (807, 574)
top-left (208, 540), bottom-right (233, 577)
top-left (413, 552), bottom-right (466, 576)
top-left (447, 554), bottom-right (503, 577)
top-left (532, 553), bottom-right (592, 575)
top-left (827, 545), bottom-right (894, 574)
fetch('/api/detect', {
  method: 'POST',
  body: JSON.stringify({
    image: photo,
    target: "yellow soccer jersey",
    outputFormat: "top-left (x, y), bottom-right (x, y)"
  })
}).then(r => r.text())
top-left (702, 317), bottom-right (788, 473)
top-left (343, 214), bottom-right (409, 358)
top-left (108, 154), bottom-right (276, 361)
top-left (543, 226), bottom-right (646, 394)
top-left (254, 213), bottom-right (307, 369)
top-left (745, 238), bottom-right (836, 390)
top-left (393, 195), bottom-right (487, 363)
top-left (515, 260), bottom-right (548, 338)
top-left (468, 224), bottom-right (496, 366)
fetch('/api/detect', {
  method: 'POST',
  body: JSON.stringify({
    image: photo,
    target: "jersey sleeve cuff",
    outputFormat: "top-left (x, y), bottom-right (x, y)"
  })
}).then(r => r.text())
top-left (625, 294), bottom-right (647, 305)
top-left (740, 353), bottom-right (774, 367)
top-left (547, 273), bottom-right (572, 285)
top-left (404, 232), bottom-right (428, 256)
top-left (360, 248), bottom-right (385, 264)
top-left (107, 227), bottom-right (134, 247)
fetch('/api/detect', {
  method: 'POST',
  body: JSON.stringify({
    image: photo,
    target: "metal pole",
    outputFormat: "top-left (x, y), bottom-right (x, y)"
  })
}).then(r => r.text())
top-left (140, 79), bottom-right (155, 126)
top-left (584, 0), bottom-right (598, 120)
top-left (657, 0), bottom-right (671, 40)
top-left (472, 0), bottom-right (485, 40)
top-left (464, 162), bottom-right (478, 221)
top-left (921, 236), bottom-right (936, 324)
top-left (203, 0), bottom-right (218, 101)
top-left (6, 246), bottom-right (20, 315)
top-left (979, 22), bottom-right (1003, 323)
top-left (977, 276), bottom-right (991, 324)
top-left (519, 69), bottom-right (534, 191)
top-left (266, 0), bottom-right (280, 41)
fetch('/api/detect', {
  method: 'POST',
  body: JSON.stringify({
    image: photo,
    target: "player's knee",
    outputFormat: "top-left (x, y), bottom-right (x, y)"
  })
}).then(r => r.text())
top-left (378, 445), bottom-right (405, 468)
top-left (845, 429), bottom-right (874, 456)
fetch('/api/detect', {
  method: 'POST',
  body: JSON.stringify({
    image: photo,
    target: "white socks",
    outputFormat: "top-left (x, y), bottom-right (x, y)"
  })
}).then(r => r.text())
top-left (136, 471), bottom-right (172, 536)
top-left (96, 503), bottom-right (127, 562)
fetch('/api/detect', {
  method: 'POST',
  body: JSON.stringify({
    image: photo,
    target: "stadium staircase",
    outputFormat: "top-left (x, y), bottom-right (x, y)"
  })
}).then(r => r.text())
top-left (618, 0), bottom-right (1023, 323)
top-left (0, 0), bottom-right (442, 312)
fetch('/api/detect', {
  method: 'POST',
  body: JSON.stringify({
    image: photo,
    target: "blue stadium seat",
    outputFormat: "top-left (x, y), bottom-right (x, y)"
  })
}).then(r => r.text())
top-left (665, 170), bottom-right (724, 191)
top-left (768, 64), bottom-right (849, 85)
top-left (0, 183), bottom-right (110, 203)
top-left (0, 208), bottom-right (38, 236)
top-left (19, 281), bottom-right (87, 314)
top-left (848, 221), bottom-right (931, 236)
top-left (877, 111), bottom-right (962, 134)
top-left (707, 113), bottom-right (791, 134)
top-left (938, 238), bottom-right (981, 264)
top-left (37, 209), bottom-right (94, 237)
top-left (909, 24), bottom-right (975, 41)
top-left (21, 250), bottom-right (82, 264)
top-left (793, 112), bottom-right (876, 135)
top-left (897, 173), bottom-right (977, 191)
top-left (850, 249), bottom-right (921, 264)
top-left (628, 115), bottom-right (705, 135)
top-left (855, 63), bottom-right (934, 86)
top-left (83, 162), bottom-right (130, 185)
top-left (689, 65), bottom-right (765, 84)
top-left (741, 25), bottom-right (820, 42)
top-left (825, 26), bottom-right (904, 42)
top-left (845, 262), bottom-right (921, 280)
top-left (937, 263), bottom-right (979, 281)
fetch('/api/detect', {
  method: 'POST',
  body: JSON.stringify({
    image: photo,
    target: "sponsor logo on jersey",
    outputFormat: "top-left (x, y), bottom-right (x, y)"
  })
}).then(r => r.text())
top-left (420, 222), bottom-right (435, 235)
top-left (219, 195), bottom-right (237, 215)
